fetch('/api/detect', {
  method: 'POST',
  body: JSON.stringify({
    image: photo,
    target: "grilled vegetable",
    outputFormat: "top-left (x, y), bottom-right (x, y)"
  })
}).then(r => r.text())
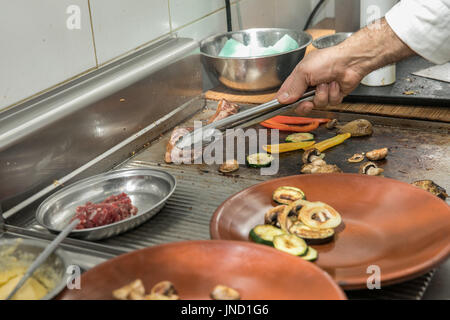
top-left (263, 141), bottom-right (314, 154)
top-left (277, 199), bottom-right (309, 232)
top-left (301, 163), bottom-right (342, 174)
top-left (302, 148), bottom-right (325, 164)
top-left (306, 133), bottom-right (351, 153)
top-left (246, 153), bottom-right (274, 168)
top-left (285, 133), bottom-right (315, 142)
top-left (249, 225), bottom-right (285, 246)
top-left (366, 148), bottom-right (388, 161)
top-left (289, 222), bottom-right (335, 244)
top-left (260, 120), bottom-right (320, 132)
top-left (268, 116), bottom-right (330, 125)
top-left (264, 205), bottom-right (287, 226)
top-left (211, 285), bottom-right (241, 300)
top-left (272, 186), bottom-right (306, 205)
top-left (412, 180), bottom-right (448, 200)
top-left (348, 153), bottom-right (365, 163)
top-left (337, 119), bottom-right (373, 137)
top-left (277, 205), bottom-right (294, 233)
top-left (301, 247), bottom-right (318, 261)
top-left (219, 159), bottom-right (239, 173)
top-left (326, 119), bottom-right (338, 129)
top-left (359, 162), bottom-right (384, 176)
top-left (273, 234), bottom-right (308, 256)
top-left (298, 202), bottom-right (342, 229)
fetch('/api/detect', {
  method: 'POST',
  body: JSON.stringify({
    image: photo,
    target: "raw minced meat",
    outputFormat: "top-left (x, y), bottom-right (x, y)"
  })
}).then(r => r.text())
top-left (71, 193), bottom-right (138, 229)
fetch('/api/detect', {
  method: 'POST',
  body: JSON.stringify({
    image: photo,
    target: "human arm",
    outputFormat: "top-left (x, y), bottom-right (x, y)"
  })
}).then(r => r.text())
top-left (277, 18), bottom-right (415, 113)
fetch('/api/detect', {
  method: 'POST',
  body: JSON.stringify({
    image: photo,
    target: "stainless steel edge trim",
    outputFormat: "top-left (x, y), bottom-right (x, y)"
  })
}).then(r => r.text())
top-left (0, 37), bottom-right (198, 151)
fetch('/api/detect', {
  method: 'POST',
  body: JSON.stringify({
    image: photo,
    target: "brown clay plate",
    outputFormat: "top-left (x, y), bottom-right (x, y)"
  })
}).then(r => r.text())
top-left (210, 174), bottom-right (450, 289)
top-left (57, 240), bottom-right (346, 300)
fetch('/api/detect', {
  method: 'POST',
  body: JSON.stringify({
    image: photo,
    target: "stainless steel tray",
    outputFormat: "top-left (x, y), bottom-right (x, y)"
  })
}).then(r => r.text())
top-left (35, 168), bottom-right (176, 240)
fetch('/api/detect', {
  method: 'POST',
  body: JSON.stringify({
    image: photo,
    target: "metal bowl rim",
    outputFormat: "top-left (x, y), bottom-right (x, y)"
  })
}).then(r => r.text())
top-left (311, 32), bottom-right (353, 49)
top-left (200, 27), bottom-right (313, 60)
top-left (35, 168), bottom-right (177, 234)
top-left (0, 238), bottom-right (72, 300)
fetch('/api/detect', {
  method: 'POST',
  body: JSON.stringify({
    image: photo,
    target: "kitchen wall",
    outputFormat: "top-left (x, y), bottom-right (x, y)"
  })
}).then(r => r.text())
top-left (0, 0), bottom-right (335, 112)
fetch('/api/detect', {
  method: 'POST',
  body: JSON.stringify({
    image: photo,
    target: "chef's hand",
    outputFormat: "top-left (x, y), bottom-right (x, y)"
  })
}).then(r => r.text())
top-left (277, 46), bottom-right (364, 114)
top-left (277, 18), bottom-right (415, 115)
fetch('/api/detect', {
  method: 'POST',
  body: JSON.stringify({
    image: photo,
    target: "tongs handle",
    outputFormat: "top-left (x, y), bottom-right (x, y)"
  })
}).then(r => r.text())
top-left (176, 89), bottom-right (316, 149)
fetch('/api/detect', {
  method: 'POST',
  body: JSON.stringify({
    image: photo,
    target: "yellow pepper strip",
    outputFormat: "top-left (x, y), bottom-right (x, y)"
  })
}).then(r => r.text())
top-left (263, 141), bottom-right (315, 154)
top-left (306, 133), bottom-right (351, 152)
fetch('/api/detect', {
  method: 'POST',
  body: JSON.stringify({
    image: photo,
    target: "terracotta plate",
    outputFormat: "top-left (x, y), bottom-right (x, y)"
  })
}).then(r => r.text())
top-left (57, 240), bottom-right (346, 300)
top-left (210, 174), bottom-right (450, 289)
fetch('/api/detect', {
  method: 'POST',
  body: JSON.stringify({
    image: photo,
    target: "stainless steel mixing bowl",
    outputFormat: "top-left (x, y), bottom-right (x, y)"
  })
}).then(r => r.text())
top-left (312, 32), bottom-right (353, 49)
top-left (0, 238), bottom-right (71, 300)
top-left (200, 28), bottom-right (312, 91)
top-left (35, 168), bottom-right (176, 241)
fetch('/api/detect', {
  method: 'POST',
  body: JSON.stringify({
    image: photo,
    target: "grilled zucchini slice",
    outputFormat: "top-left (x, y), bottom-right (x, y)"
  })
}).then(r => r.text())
top-left (249, 225), bottom-right (285, 246)
top-left (272, 186), bottom-right (306, 205)
top-left (246, 153), bottom-right (274, 168)
top-left (273, 234), bottom-right (308, 256)
top-left (285, 133), bottom-right (315, 143)
top-left (289, 222), bottom-right (335, 244)
top-left (301, 247), bottom-right (318, 261)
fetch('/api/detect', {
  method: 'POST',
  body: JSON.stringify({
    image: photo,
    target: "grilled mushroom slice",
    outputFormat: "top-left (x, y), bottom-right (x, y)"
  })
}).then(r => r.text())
top-left (366, 148), bottom-right (388, 161)
top-left (412, 180), bottom-right (448, 200)
top-left (302, 148), bottom-right (325, 164)
top-left (298, 202), bottom-right (342, 229)
top-left (264, 205), bottom-right (287, 226)
top-left (277, 205), bottom-right (294, 232)
top-left (277, 199), bottom-right (309, 232)
top-left (348, 153), bottom-right (365, 163)
top-left (112, 279), bottom-right (145, 300)
top-left (272, 186), bottom-right (306, 204)
top-left (289, 221), bottom-right (335, 244)
top-left (301, 163), bottom-right (342, 174)
top-left (219, 159), bottom-right (239, 173)
top-left (326, 119), bottom-right (338, 129)
top-left (211, 285), bottom-right (241, 300)
top-left (144, 281), bottom-right (179, 300)
top-left (151, 281), bottom-right (177, 296)
top-left (359, 162), bottom-right (384, 176)
top-left (337, 119), bottom-right (373, 137)
top-left (144, 293), bottom-right (179, 300)
top-left (147, 281), bottom-right (179, 300)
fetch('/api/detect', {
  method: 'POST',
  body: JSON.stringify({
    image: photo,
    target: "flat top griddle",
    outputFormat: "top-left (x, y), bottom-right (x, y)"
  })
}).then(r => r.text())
top-left (4, 98), bottom-right (450, 299)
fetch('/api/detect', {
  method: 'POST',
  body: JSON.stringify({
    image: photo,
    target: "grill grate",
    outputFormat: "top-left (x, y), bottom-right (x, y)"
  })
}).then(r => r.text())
top-left (97, 163), bottom-right (263, 250)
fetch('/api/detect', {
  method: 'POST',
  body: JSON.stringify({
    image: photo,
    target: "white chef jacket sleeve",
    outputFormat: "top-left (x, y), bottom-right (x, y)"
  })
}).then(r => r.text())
top-left (385, 0), bottom-right (450, 64)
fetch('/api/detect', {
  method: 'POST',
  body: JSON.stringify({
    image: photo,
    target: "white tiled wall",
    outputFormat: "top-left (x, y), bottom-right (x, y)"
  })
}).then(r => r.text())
top-left (0, 0), bottom-right (335, 111)
top-left (0, 0), bottom-right (96, 110)
top-left (90, 0), bottom-right (171, 65)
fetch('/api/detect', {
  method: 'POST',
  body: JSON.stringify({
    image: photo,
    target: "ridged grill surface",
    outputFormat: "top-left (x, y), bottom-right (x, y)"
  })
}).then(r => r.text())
top-left (98, 162), bottom-right (263, 250)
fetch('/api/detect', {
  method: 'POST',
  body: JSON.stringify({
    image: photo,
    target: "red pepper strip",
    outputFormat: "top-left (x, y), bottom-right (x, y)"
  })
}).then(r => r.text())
top-left (268, 115), bottom-right (330, 125)
top-left (260, 120), bottom-right (320, 132)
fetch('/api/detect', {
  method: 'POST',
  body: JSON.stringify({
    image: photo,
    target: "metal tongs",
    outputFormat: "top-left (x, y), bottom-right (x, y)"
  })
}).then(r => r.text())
top-left (176, 89), bottom-right (316, 149)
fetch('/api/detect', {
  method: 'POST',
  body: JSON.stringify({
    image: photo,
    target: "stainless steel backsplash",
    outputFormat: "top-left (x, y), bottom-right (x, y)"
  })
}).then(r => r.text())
top-left (0, 36), bottom-right (202, 218)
